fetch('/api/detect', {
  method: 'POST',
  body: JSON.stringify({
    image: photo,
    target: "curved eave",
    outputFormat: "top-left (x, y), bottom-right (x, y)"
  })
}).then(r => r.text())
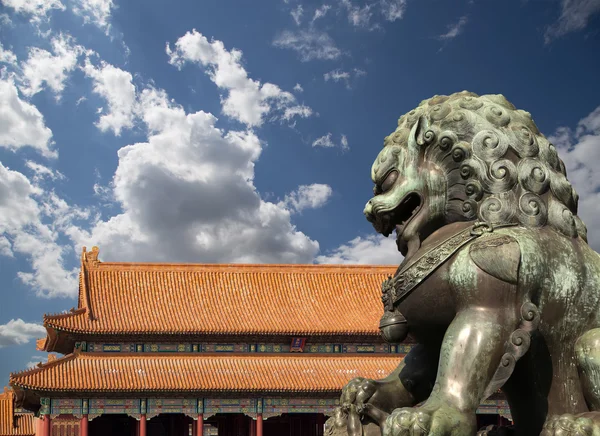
top-left (9, 352), bottom-right (401, 396)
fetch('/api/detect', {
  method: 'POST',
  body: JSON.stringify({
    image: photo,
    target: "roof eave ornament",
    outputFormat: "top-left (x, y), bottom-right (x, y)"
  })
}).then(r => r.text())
top-left (80, 246), bottom-right (99, 321)
top-left (82, 246), bottom-right (100, 267)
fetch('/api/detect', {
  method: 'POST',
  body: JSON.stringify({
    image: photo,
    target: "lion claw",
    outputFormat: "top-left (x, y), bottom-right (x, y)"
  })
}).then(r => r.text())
top-left (541, 413), bottom-right (599, 436)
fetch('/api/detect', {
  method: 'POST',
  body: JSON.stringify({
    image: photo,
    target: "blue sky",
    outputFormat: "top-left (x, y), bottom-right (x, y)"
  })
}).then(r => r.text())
top-left (0, 0), bottom-right (599, 385)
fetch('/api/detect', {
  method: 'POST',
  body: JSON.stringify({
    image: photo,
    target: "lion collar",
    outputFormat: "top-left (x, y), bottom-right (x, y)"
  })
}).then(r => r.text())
top-left (381, 221), bottom-right (518, 310)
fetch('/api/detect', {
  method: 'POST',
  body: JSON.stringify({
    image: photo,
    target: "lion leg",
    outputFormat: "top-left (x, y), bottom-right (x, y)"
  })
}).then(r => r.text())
top-left (382, 307), bottom-right (518, 436)
top-left (325, 343), bottom-right (440, 436)
top-left (541, 328), bottom-right (600, 436)
top-left (479, 332), bottom-right (553, 436)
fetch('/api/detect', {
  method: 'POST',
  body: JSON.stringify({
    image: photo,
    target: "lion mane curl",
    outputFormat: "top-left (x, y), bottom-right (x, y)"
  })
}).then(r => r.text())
top-left (383, 91), bottom-right (587, 241)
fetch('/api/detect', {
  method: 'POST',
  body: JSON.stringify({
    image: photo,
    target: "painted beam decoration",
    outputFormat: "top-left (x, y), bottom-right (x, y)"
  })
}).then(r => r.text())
top-left (85, 341), bottom-right (410, 353)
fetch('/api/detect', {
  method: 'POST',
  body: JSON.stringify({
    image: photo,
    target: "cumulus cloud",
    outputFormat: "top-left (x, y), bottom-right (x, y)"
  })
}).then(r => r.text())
top-left (0, 162), bottom-right (83, 297)
top-left (167, 30), bottom-right (312, 127)
top-left (70, 85), bottom-right (321, 264)
top-left (0, 0), bottom-right (65, 24)
top-left (19, 33), bottom-right (87, 99)
top-left (0, 76), bottom-right (55, 158)
top-left (548, 104), bottom-right (600, 250)
top-left (312, 132), bottom-right (349, 150)
top-left (273, 29), bottom-right (342, 62)
top-left (316, 234), bottom-right (403, 264)
top-left (293, 83), bottom-right (303, 93)
top-left (83, 59), bottom-right (137, 135)
top-left (278, 184), bottom-right (333, 213)
top-left (0, 319), bottom-right (46, 348)
top-left (72, 0), bottom-right (115, 33)
top-left (545, 0), bottom-right (600, 43)
top-left (439, 15), bottom-right (469, 40)
top-left (0, 42), bottom-right (17, 65)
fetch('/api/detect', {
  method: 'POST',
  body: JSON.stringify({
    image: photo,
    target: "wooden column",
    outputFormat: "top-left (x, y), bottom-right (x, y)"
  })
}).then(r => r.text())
top-left (35, 416), bottom-right (42, 436)
top-left (250, 418), bottom-right (256, 436)
top-left (42, 415), bottom-right (51, 436)
top-left (256, 413), bottom-right (263, 436)
top-left (80, 415), bottom-right (88, 436)
top-left (196, 414), bottom-right (203, 436)
top-left (317, 414), bottom-right (324, 436)
top-left (139, 414), bottom-right (147, 436)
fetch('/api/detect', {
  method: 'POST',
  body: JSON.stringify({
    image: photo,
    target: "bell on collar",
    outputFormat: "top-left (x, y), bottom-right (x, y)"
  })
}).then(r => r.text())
top-left (379, 311), bottom-right (409, 343)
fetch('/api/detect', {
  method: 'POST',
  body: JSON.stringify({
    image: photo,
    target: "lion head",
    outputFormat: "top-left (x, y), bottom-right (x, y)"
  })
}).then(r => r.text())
top-left (363, 91), bottom-right (587, 260)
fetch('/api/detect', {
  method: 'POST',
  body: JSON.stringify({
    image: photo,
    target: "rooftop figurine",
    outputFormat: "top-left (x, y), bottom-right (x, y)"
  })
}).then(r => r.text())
top-left (327, 91), bottom-right (600, 436)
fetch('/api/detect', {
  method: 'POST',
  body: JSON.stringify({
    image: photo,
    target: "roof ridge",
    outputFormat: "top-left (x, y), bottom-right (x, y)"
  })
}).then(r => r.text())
top-left (9, 353), bottom-right (77, 380)
top-left (92, 262), bottom-right (397, 270)
top-left (43, 307), bottom-right (86, 321)
top-left (79, 248), bottom-right (95, 320)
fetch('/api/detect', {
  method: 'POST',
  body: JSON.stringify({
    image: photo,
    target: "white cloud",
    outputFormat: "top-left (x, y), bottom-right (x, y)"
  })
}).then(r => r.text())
top-left (0, 43), bottom-right (17, 65)
top-left (312, 132), bottom-right (349, 150)
top-left (439, 15), bottom-right (469, 40)
top-left (70, 86), bottom-right (320, 264)
top-left (324, 69), bottom-right (351, 82)
top-left (273, 29), bottom-right (342, 62)
top-left (25, 161), bottom-right (65, 182)
top-left (278, 183), bottom-right (333, 213)
top-left (19, 33), bottom-right (86, 99)
top-left (0, 0), bottom-right (65, 23)
top-left (380, 0), bottom-right (407, 21)
top-left (0, 163), bottom-right (82, 297)
top-left (316, 234), bottom-right (403, 264)
top-left (0, 236), bottom-right (12, 257)
top-left (0, 76), bottom-right (55, 158)
top-left (293, 83), bottom-right (303, 93)
top-left (0, 319), bottom-right (46, 348)
top-left (291, 4), bottom-right (303, 25)
top-left (341, 0), bottom-right (375, 29)
top-left (0, 13), bottom-right (12, 27)
top-left (71, 0), bottom-right (115, 33)
top-left (545, 0), bottom-right (600, 43)
top-left (313, 133), bottom-right (335, 148)
top-left (324, 68), bottom-right (366, 89)
top-left (549, 104), bottom-right (600, 251)
top-left (341, 134), bottom-right (349, 150)
top-left (282, 104), bottom-right (312, 121)
top-left (26, 355), bottom-right (45, 368)
top-left (312, 4), bottom-right (331, 22)
top-left (83, 59), bottom-right (137, 135)
top-left (167, 30), bottom-right (312, 127)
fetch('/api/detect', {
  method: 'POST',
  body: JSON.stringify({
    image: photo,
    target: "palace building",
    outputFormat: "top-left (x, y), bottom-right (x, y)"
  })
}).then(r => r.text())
top-left (2, 246), bottom-right (510, 436)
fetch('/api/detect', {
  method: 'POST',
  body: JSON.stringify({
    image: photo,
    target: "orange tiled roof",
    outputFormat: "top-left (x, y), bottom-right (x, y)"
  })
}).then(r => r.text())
top-left (43, 247), bottom-right (396, 336)
top-left (0, 388), bottom-right (34, 436)
top-left (10, 352), bottom-right (400, 393)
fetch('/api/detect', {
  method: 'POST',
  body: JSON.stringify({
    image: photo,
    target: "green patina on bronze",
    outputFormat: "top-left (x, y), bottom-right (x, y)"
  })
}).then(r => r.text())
top-left (326, 91), bottom-right (600, 436)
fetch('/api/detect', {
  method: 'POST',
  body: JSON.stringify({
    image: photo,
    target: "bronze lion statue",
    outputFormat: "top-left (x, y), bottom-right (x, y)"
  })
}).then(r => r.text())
top-left (327, 91), bottom-right (600, 436)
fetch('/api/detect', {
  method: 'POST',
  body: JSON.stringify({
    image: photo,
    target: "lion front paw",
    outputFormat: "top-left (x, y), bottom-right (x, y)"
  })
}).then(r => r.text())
top-left (541, 413), bottom-right (600, 436)
top-left (382, 404), bottom-right (475, 436)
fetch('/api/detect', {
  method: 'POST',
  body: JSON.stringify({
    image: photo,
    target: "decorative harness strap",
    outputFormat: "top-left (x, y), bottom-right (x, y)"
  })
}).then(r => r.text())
top-left (381, 221), bottom-right (518, 310)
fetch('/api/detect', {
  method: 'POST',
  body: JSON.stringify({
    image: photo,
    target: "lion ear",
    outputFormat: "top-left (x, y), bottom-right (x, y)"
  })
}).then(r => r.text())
top-left (408, 115), bottom-right (430, 149)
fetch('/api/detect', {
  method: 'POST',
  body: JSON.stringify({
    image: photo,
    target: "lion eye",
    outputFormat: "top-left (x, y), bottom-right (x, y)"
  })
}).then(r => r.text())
top-left (381, 170), bottom-right (398, 192)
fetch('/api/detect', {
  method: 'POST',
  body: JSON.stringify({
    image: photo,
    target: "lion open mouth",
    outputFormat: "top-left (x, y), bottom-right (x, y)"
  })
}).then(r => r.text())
top-left (394, 193), bottom-right (422, 240)
top-left (375, 192), bottom-right (422, 242)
